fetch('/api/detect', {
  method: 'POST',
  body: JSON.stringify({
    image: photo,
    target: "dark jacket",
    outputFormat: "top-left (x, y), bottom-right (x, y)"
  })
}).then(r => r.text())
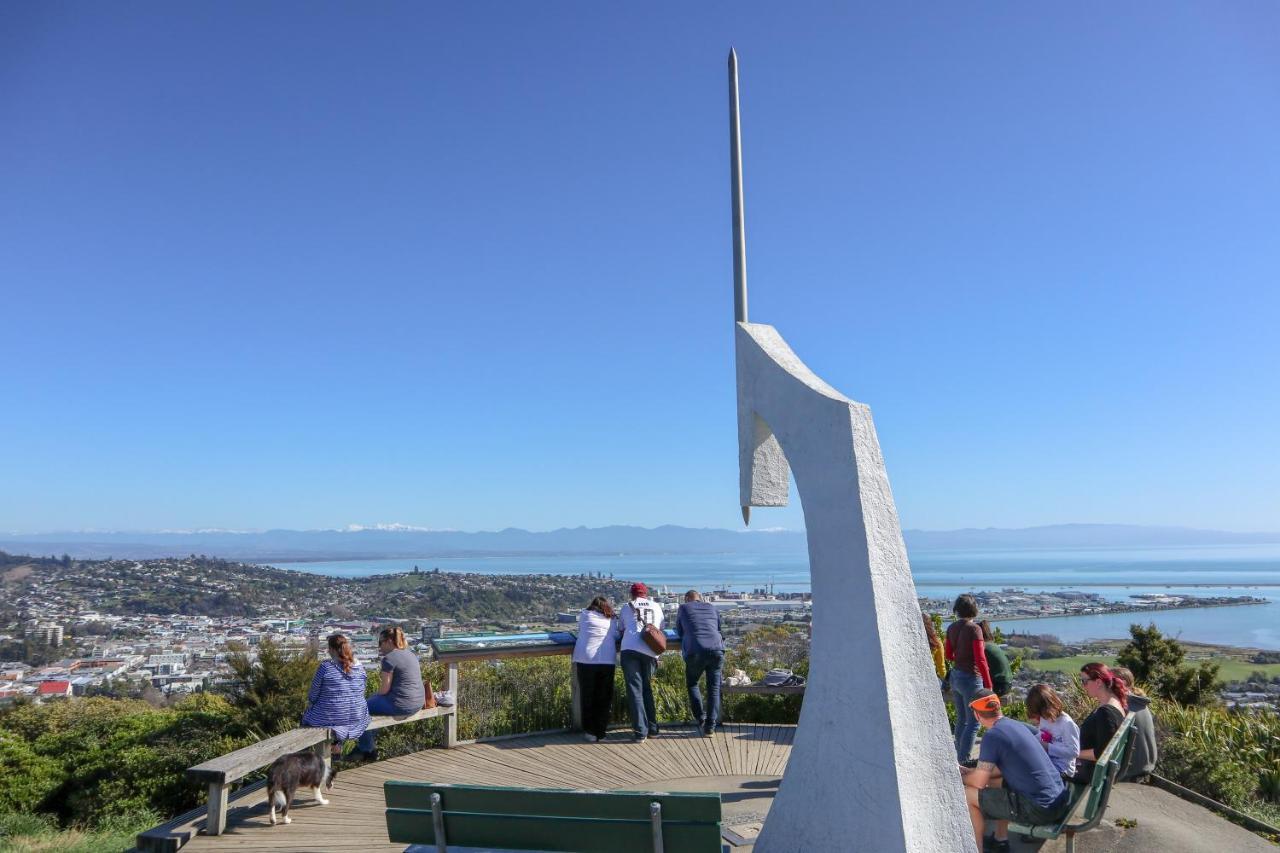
top-left (1121, 693), bottom-right (1158, 780)
top-left (675, 601), bottom-right (724, 656)
top-left (983, 642), bottom-right (1013, 696)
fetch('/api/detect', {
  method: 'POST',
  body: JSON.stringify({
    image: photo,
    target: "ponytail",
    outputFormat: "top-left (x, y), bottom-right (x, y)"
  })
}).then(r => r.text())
top-left (1080, 662), bottom-right (1128, 712)
top-left (379, 625), bottom-right (408, 650)
top-left (328, 633), bottom-right (356, 675)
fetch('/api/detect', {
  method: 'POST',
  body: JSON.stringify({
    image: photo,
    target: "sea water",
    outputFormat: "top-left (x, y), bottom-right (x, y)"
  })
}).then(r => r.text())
top-left (272, 543), bottom-right (1280, 649)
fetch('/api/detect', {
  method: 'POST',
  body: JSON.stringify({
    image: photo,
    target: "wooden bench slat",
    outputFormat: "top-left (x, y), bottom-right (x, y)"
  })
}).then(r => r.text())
top-left (365, 705), bottom-right (454, 732)
top-left (386, 808), bottom-right (723, 853)
top-left (187, 728), bottom-right (329, 784)
top-left (385, 781), bottom-right (722, 823)
top-left (186, 708), bottom-right (455, 784)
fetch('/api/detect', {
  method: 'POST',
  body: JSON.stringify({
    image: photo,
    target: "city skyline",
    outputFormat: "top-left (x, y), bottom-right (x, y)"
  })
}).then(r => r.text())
top-left (3, 5), bottom-right (1278, 534)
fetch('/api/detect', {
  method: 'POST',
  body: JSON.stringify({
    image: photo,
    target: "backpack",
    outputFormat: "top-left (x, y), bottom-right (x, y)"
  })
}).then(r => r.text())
top-left (761, 668), bottom-right (805, 687)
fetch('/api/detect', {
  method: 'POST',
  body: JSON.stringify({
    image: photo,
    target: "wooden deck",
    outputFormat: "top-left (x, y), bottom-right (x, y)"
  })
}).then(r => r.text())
top-left (175, 723), bottom-right (794, 852)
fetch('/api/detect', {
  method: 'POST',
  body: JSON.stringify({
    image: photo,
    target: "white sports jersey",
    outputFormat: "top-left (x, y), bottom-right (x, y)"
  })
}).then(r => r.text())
top-left (619, 597), bottom-right (664, 658)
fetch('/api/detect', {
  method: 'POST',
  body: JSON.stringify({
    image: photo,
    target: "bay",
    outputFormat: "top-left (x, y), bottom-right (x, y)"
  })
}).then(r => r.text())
top-left (272, 543), bottom-right (1280, 650)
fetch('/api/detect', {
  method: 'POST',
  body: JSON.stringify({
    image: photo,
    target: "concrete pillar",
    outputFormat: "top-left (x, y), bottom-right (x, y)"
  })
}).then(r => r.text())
top-left (738, 322), bottom-right (972, 852)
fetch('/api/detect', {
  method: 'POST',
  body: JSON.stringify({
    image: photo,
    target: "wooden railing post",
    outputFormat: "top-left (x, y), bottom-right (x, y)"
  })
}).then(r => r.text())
top-left (206, 783), bottom-right (229, 836)
top-left (445, 662), bottom-right (459, 748)
top-left (312, 736), bottom-right (331, 776)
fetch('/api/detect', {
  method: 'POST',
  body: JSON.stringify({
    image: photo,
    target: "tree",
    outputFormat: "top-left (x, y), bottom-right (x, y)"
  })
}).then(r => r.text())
top-left (1161, 660), bottom-right (1223, 706)
top-left (1117, 622), bottom-right (1184, 684)
top-left (223, 636), bottom-right (318, 737)
top-left (1116, 623), bottom-right (1223, 705)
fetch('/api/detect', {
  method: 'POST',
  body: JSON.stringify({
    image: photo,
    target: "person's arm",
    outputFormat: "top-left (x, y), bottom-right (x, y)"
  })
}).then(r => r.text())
top-left (378, 657), bottom-right (395, 695)
top-left (944, 633), bottom-right (955, 662)
top-left (675, 605), bottom-right (686, 639)
top-left (972, 637), bottom-right (992, 689)
top-left (960, 760), bottom-right (994, 789)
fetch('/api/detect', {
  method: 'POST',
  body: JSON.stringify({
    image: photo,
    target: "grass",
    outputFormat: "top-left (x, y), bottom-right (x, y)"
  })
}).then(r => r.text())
top-left (0, 811), bottom-right (151, 853)
top-left (1024, 655), bottom-right (1280, 682)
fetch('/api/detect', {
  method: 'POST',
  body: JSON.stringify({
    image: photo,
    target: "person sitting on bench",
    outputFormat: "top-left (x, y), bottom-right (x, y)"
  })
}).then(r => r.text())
top-left (960, 690), bottom-right (1071, 853)
top-left (356, 625), bottom-right (432, 761)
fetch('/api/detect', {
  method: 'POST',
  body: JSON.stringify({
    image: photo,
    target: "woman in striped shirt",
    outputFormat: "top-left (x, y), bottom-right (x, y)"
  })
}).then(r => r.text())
top-left (302, 633), bottom-right (370, 752)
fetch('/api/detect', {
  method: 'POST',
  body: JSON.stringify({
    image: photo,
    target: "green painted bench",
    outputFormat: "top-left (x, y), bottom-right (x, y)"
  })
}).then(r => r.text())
top-left (1008, 711), bottom-right (1136, 853)
top-left (384, 781), bottom-right (724, 853)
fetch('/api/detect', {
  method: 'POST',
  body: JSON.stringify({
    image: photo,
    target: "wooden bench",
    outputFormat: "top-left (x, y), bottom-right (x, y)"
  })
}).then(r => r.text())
top-left (154, 706), bottom-right (456, 844)
top-left (1007, 711), bottom-right (1136, 853)
top-left (384, 781), bottom-right (724, 853)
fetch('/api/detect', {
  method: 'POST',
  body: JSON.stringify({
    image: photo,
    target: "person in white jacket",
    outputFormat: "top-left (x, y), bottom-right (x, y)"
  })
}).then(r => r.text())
top-left (1026, 683), bottom-right (1080, 777)
top-left (572, 596), bottom-right (622, 742)
top-left (619, 582), bottom-right (664, 741)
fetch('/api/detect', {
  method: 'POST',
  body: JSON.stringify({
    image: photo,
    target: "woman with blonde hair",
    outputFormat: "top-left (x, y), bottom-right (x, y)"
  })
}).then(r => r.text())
top-left (1111, 666), bottom-right (1157, 781)
top-left (921, 612), bottom-right (946, 683)
top-left (356, 625), bottom-right (430, 760)
top-left (302, 633), bottom-right (370, 754)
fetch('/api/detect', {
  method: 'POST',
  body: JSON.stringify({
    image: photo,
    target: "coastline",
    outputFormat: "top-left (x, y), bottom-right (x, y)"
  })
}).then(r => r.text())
top-left (992, 598), bottom-right (1271, 622)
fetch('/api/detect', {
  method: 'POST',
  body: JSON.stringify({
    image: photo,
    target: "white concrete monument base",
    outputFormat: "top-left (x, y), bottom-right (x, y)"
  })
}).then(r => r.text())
top-left (738, 321), bottom-right (972, 852)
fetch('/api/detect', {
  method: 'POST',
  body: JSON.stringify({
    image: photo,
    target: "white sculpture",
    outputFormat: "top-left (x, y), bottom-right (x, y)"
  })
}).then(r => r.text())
top-left (729, 50), bottom-right (972, 851)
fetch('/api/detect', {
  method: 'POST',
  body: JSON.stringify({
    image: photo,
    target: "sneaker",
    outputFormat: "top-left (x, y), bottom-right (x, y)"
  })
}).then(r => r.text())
top-left (648, 726), bottom-right (660, 737)
top-left (632, 733), bottom-right (647, 743)
top-left (583, 733), bottom-right (598, 743)
top-left (982, 836), bottom-right (1009, 853)
top-left (701, 728), bottom-right (714, 738)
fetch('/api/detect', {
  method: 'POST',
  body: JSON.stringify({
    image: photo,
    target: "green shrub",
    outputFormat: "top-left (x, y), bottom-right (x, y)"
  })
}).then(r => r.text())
top-left (1160, 737), bottom-right (1257, 808)
top-left (0, 731), bottom-right (63, 815)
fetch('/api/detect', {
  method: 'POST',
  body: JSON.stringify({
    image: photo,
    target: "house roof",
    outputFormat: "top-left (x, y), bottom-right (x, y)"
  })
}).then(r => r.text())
top-left (37, 680), bottom-right (71, 694)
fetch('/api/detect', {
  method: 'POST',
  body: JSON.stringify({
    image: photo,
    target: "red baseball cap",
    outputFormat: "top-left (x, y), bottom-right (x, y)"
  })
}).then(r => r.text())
top-left (630, 582), bottom-right (648, 597)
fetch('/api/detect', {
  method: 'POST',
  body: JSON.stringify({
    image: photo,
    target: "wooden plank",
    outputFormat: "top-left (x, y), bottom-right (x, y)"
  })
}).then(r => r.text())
top-left (385, 782), bottom-right (721, 822)
top-left (386, 809), bottom-right (722, 853)
top-left (365, 704), bottom-right (454, 731)
top-left (187, 728), bottom-right (329, 784)
top-left (721, 684), bottom-right (805, 695)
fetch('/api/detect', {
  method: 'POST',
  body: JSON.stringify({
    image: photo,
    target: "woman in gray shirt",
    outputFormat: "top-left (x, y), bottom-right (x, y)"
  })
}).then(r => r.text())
top-left (356, 626), bottom-right (431, 759)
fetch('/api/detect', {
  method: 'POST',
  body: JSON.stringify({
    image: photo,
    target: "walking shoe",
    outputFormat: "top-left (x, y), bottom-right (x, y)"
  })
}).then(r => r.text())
top-left (632, 733), bottom-right (647, 743)
top-left (701, 728), bottom-right (714, 738)
top-left (982, 835), bottom-right (1009, 853)
top-left (648, 726), bottom-right (660, 737)
top-left (583, 733), bottom-right (598, 743)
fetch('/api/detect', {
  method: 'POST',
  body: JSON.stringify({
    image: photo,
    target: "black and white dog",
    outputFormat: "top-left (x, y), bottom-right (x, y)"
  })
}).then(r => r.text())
top-left (266, 750), bottom-right (336, 825)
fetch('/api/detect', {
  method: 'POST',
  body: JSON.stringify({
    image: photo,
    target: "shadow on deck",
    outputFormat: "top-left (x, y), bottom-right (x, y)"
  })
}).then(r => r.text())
top-left (168, 723), bottom-right (794, 852)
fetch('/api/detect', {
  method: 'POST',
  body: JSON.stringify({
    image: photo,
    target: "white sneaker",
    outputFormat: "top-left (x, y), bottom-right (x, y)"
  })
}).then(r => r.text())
top-left (584, 733), bottom-right (598, 742)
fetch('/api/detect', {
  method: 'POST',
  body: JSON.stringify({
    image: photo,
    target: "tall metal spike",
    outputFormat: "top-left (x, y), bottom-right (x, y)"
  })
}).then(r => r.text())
top-left (728, 48), bottom-right (748, 324)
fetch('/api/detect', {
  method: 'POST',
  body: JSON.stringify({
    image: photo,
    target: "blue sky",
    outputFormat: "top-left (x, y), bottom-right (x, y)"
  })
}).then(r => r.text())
top-left (2, 4), bottom-right (1278, 534)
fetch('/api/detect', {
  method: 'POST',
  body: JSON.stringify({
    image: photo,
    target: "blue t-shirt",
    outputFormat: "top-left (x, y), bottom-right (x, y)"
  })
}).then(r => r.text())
top-left (978, 717), bottom-right (1067, 809)
top-left (676, 601), bottom-right (724, 656)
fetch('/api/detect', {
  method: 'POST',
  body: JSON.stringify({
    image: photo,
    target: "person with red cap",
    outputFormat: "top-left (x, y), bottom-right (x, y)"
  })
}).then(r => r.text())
top-left (619, 582), bottom-right (664, 741)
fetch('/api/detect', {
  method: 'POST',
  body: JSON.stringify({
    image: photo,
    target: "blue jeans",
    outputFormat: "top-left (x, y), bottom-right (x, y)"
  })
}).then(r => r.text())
top-left (950, 668), bottom-right (984, 762)
top-left (684, 650), bottom-right (724, 731)
top-left (621, 650), bottom-right (658, 736)
top-left (357, 693), bottom-right (415, 754)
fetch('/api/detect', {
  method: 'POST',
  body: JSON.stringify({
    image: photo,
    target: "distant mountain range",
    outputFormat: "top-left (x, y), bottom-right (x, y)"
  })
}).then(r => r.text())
top-left (1, 523), bottom-right (1277, 562)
